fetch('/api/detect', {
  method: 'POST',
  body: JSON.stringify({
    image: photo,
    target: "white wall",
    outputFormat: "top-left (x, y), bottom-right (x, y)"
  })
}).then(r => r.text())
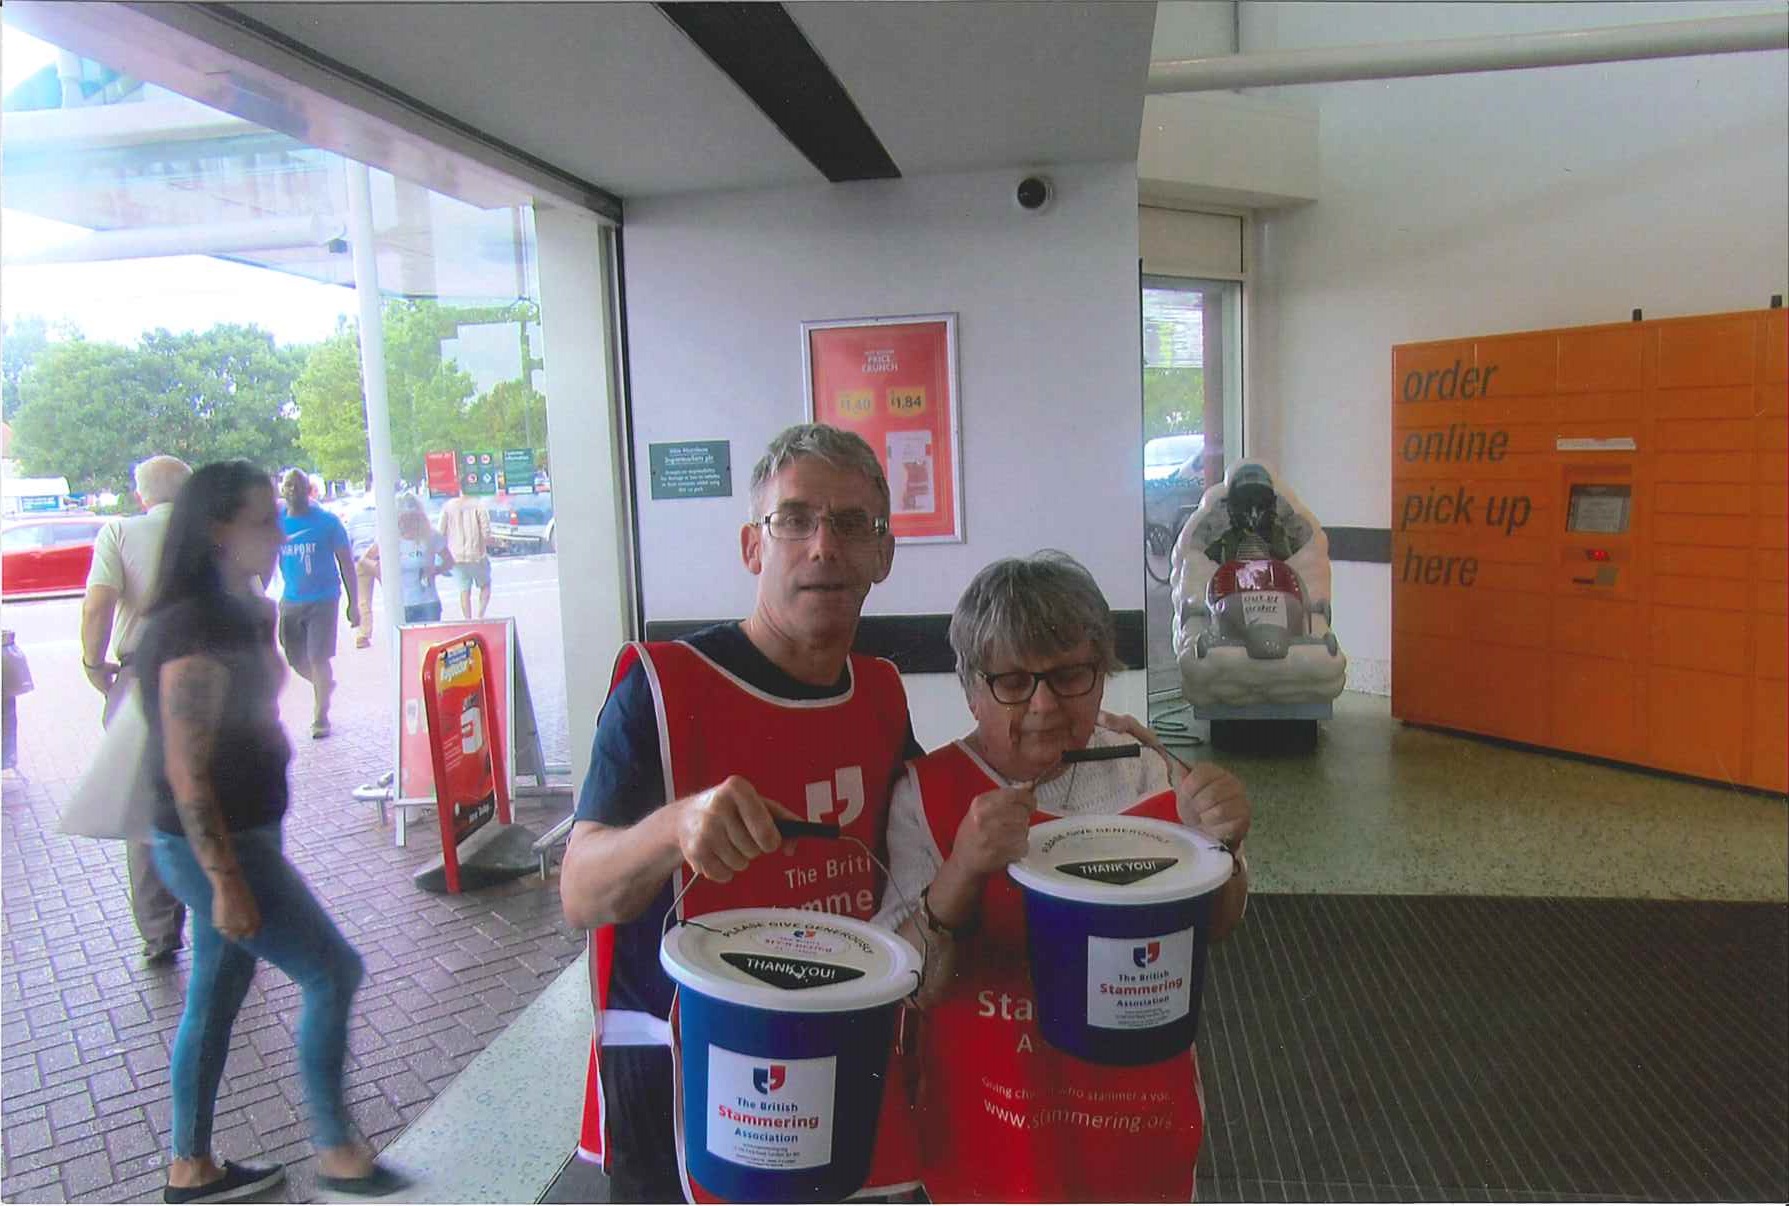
top-left (1151, 1), bottom-right (1236, 59)
top-left (1242, 0), bottom-right (1789, 685)
top-left (622, 162), bottom-right (1147, 744)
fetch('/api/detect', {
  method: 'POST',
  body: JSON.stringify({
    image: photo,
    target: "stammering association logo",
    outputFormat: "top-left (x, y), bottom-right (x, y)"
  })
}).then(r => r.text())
top-left (753, 1064), bottom-right (787, 1094)
top-left (790, 929), bottom-right (817, 939)
top-left (1132, 941), bottom-right (1161, 969)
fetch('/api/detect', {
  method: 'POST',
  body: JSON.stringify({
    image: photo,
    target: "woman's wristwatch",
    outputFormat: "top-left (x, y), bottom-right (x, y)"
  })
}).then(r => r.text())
top-left (919, 885), bottom-right (977, 940)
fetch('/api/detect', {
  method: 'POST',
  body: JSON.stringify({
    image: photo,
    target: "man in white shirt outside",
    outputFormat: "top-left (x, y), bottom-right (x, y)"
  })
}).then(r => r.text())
top-left (80, 454), bottom-right (192, 963)
top-left (439, 492), bottom-right (493, 620)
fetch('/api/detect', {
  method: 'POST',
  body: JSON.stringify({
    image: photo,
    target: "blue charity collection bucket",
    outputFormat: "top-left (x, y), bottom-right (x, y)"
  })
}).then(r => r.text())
top-left (660, 908), bottom-right (921, 1203)
top-left (1007, 815), bottom-right (1233, 1066)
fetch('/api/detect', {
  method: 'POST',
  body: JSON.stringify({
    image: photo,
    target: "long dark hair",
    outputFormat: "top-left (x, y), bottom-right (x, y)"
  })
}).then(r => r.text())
top-left (146, 460), bottom-right (274, 616)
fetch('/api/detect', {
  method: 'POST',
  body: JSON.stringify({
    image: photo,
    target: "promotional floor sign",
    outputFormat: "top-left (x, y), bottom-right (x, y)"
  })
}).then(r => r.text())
top-left (420, 632), bottom-right (513, 894)
top-left (803, 313), bottom-right (962, 543)
top-left (396, 618), bottom-right (544, 810)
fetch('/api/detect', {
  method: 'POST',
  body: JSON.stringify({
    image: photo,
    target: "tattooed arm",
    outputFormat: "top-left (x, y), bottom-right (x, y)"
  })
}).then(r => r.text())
top-left (160, 654), bottom-right (261, 941)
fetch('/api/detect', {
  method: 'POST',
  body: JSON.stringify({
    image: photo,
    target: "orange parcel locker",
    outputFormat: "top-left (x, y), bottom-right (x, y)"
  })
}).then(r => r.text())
top-left (1393, 308), bottom-right (1786, 792)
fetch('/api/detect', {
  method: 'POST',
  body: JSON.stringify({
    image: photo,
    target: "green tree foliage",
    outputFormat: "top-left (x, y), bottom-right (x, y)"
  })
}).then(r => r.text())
top-left (462, 379), bottom-right (547, 456)
top-left (1144, 366), bottom-right (1205, 440)
top-left (290, 302), bottom-right (540, 484)
top-left (9, 325), bottom-right (302, 493)
top-left (293, 326), bottom-right (371, 481)
top-left (138, 326), bottom-right (306, 467)
top-left (10, 299), bottom-right (545, 495)
top-left (2, 315), bottom-right (78, 422)
top-left (384, 300), bottom-right (478, 479)
top-left (9, 341), bottom-right (150, 492)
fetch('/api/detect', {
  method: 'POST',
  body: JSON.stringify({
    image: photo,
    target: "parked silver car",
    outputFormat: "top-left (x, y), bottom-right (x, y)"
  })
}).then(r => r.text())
top-left (487, 491), bottom-right (555, 553)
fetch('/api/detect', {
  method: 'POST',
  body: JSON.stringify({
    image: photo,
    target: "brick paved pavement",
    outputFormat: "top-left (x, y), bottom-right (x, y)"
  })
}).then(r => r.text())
top-left (1, 597), bottom-right (585, 1204)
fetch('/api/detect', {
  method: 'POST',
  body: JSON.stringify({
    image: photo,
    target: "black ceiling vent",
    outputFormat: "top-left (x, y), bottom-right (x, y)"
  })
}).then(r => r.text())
top-left (658, 3), bottom-right (900, 183)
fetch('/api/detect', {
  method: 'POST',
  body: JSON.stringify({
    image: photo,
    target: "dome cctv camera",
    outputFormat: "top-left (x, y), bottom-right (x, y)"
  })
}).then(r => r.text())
top-left (1015, 175), bottom-right (1053, 213)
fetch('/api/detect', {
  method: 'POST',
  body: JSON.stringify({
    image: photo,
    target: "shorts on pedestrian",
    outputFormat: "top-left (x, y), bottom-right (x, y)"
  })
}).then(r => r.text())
top-left (278, 598), bottom-right (339, 669)
top-left (403, 600), bottom-right (443, 624)
top-left (451, 558), bottom-right (492, 590)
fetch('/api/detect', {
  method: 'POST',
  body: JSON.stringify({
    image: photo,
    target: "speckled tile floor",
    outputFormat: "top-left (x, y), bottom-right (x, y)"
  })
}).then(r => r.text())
top-left (1149, 691), bottom-right (1788, 902)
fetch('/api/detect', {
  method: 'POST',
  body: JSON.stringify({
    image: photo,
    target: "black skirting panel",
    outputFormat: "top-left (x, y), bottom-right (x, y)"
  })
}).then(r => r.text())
top-left (1326, 526), bottom-right (1393, 563)
top-left (656, 2), bottom-right (900, 183)
top-left (644, 611), bottom-right (1148, 676)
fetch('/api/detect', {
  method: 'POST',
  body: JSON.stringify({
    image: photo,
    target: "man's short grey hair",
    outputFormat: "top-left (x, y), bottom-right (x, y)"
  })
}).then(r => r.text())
top-left (133, 455), bottom-right (192, 507)
top-left (949, 550), bottom-right (1123, 693)
top-left (748, 424), bottom-right (890, 518)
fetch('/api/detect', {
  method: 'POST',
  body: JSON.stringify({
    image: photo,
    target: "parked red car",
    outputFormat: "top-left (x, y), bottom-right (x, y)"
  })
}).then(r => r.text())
top-left (2, 515), bottom-right (107, 601)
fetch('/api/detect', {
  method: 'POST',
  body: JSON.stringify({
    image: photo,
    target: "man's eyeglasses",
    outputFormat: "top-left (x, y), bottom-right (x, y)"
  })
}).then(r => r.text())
top-left (980, 661), bottom-right (1101, 706)
top-left (758, 508), bottom-right (890, 543)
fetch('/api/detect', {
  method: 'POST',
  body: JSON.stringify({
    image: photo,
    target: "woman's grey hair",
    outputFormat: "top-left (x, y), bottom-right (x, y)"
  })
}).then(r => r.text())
top-left (950, 550), bottom-right (1123, 692)
top-left (748, 424), bottom-right (890, 518)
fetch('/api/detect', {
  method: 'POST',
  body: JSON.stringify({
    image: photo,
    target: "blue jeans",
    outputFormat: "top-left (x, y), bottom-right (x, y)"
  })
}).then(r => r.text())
top-left (152, 824), bottom-right (365, 1156)
top-left (403, 599), bottom-right (442, 623)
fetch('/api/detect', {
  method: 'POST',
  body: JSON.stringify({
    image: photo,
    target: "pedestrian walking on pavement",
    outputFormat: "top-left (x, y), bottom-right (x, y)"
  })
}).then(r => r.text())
top-left (138, 460), bottom-right (408, 1203)
top-left (352, 476), bottom-right (379, 650)
top-left (439, 491), bottom-right (493, 619)
top-left (79, 453), bottom-right (193, 964)
top-left (275, 468), bottom-right (358, 739)
top-left (392, 490), bottom-right (454, 623)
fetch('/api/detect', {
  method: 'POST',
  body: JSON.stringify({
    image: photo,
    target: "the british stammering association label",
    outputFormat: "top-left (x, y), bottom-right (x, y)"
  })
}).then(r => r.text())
top-left (706, 1045), bottom-right (837, 1170)
top-left (1086, 927), bottom-right (1196, 1030)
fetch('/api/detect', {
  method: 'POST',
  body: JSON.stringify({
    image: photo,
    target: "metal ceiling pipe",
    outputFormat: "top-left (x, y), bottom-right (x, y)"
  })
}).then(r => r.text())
top-left (1146, 12), bottom-right (1789, 93)
top-left (1, 215), bottom-right (346, 266)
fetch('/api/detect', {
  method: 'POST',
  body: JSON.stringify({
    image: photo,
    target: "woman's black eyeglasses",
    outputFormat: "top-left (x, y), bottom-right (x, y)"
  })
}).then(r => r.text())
top-left (980, 662), bottom-right (1101, 705)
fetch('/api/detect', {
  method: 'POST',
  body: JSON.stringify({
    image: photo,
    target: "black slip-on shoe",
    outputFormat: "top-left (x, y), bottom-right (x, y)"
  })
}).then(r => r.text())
top-left (143, 940), bottom-right (182, 966)
top-left (163, 1160), bottom-right (285, 1204)
top-left (316, 1161), bottom-right (413, 1200)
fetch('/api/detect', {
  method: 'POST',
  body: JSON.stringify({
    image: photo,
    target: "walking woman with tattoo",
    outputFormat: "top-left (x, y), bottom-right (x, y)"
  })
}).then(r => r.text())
top-left (137, 461), bottom-right (408, 1203)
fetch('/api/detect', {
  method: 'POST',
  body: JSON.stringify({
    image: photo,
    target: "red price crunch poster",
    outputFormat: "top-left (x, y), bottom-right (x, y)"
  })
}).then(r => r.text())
top-left (805, 315), bottom-right (961, 542)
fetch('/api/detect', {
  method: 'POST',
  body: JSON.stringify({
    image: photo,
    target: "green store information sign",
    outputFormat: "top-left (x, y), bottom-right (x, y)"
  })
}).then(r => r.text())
top-left (503, 449), bottom-right (536, 494)
top-left (649, 441), bottom-right (732, 500)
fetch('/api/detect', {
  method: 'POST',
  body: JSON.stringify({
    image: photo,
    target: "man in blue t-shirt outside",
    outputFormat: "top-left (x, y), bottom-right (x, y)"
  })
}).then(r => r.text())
top-left (277, 469), bottom-right (358, 739)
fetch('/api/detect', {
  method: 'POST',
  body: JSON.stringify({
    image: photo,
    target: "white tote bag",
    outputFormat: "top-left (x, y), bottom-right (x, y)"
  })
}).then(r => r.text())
top-left (61, 683), bottom-right (160, 842)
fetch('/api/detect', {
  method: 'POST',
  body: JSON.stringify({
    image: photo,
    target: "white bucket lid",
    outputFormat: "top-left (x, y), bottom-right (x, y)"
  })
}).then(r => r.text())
top-left (661, 908), bottom-right (922, 1014)
top-left (1007, 815), bottom-right (1232, 906)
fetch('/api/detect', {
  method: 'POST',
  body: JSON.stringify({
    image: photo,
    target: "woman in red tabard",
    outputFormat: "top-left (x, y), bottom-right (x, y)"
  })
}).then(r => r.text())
top-left (874, 552), bottom-right (1252, 1202)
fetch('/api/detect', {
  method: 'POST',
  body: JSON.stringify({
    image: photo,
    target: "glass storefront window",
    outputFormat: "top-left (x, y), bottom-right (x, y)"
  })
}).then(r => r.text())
top-left (2, 22), bottom-right (571, 768)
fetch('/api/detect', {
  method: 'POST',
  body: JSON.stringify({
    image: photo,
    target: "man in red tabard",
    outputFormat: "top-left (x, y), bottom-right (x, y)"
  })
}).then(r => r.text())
top-left (560, 424), bottom-right (922, 1202)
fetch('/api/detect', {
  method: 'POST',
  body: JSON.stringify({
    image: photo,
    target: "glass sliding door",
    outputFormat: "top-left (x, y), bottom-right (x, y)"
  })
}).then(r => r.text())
top-left (1141, 276), bottom-right (1241, 700)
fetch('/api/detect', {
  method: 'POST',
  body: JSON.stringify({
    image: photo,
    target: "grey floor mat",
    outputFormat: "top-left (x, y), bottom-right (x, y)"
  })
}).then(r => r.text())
top-left (1194, 895), bottom-right (1789, 1203)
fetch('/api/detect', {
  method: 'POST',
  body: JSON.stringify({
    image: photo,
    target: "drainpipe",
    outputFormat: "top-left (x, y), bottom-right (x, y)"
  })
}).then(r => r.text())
top-left (1147, 12), bottom-right (1788, 93)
